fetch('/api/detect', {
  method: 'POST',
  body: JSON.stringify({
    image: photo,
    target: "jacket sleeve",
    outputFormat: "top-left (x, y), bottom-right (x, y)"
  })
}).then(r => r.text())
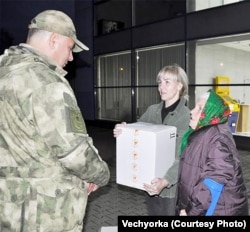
top-left (187, 134), bottom-right (236, 215)
top-left (32, 81), bottom-right (110, 186)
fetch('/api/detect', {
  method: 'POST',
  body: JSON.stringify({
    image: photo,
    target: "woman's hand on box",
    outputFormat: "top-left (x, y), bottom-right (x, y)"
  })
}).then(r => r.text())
top-left (179, 209), bottom-right (187, 216)
top-left (113, 122), bottom-right (126, 138)
top-left (143, 178), bottom-right (169, 196)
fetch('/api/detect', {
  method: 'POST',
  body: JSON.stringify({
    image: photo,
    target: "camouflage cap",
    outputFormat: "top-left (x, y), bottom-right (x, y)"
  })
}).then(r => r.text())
top-left (28, 10), bottom-right (89, 52)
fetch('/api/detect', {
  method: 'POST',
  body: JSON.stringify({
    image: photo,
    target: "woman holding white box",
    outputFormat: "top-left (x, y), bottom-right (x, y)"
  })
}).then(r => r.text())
top-left (114, 64), bottom-right (190, 215)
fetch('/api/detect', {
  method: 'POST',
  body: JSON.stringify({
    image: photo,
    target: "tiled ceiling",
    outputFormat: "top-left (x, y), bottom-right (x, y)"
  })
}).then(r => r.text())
top-left (221, 40), bottom-right (250, 52)
top-left (197, 34), bottom-right (250, 52)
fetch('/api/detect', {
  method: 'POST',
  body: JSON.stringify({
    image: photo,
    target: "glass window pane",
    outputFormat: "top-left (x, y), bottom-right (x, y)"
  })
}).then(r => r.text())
top-left (187, 0), bottom-right (243, 12)
top-left (97, 52), bottom-right (131, 87)
top-left (96, 88), bottom-right (132, 121)
top-left (134, 0), bottom-right (186, 26)
top-left (136, 44), bottom-right (185, 85)
top-left (195, 33), bottom-right (250, 104)
top-left (95, 51), bottom-right (132, 121)
top-left (94, 0), bottom-right (132, 36)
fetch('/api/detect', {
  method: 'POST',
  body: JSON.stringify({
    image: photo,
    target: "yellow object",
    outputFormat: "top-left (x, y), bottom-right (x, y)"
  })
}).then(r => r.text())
top-left (214, 76), bottom-right (240, 133)
top-left (221, 95), bottom-right (240, 112)
top-left (214, 76), bottom-right (240, 112)
top-left (215, 76), bottom-right (230, 95)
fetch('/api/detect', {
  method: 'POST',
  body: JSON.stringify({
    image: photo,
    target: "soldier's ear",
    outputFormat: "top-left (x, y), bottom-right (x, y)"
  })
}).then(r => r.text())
top-left (49, 32), bottom-right (59, 50)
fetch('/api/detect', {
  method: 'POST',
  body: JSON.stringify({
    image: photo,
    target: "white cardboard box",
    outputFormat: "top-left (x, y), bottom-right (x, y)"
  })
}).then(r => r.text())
top-left (116, 122), bottom-right (176, 190)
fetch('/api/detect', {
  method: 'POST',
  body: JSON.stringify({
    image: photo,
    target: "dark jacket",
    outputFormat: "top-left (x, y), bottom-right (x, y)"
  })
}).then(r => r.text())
top-left (177, 123), bottom-right (248, 215)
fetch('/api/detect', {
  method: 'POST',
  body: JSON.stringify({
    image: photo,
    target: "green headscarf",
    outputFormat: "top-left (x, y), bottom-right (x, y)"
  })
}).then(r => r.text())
top-left (180, 89), bottom-right (231, 155)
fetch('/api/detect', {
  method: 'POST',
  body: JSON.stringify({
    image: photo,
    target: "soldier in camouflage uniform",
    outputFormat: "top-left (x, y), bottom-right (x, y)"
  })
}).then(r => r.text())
top-left (0, 10), bottom-right (110, 231)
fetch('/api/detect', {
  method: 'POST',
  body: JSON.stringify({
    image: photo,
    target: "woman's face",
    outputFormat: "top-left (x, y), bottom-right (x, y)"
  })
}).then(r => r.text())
top-left (157, 73), bottom-right (183, 107)
top-left (189, 97), bottom-right (207, 129)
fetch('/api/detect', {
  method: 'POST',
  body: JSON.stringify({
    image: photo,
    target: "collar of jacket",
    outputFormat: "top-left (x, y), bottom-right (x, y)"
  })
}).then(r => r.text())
top-left (19, 43), bottom-right (67, 77)
top-left (159, 96), bottom-right (188, 116)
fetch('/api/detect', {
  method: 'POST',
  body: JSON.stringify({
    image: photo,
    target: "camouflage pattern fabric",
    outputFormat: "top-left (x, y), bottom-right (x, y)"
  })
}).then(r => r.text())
top-left (28, 10), bottom-right (89, 52)
top-left (0, 44), bottom-right (110, 231)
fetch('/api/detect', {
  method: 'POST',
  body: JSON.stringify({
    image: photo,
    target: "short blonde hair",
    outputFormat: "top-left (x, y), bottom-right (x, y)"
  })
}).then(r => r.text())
top-left (156, 64), bottom-right (189, 101)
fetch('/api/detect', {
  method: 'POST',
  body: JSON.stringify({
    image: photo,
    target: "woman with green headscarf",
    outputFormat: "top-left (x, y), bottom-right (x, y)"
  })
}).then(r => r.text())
top-left (176, 89), bottom-right (248, 216)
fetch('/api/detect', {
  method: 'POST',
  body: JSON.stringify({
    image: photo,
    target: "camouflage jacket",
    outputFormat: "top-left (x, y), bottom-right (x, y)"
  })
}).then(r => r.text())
top-left (0, 44), bottom-right (110, 231)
